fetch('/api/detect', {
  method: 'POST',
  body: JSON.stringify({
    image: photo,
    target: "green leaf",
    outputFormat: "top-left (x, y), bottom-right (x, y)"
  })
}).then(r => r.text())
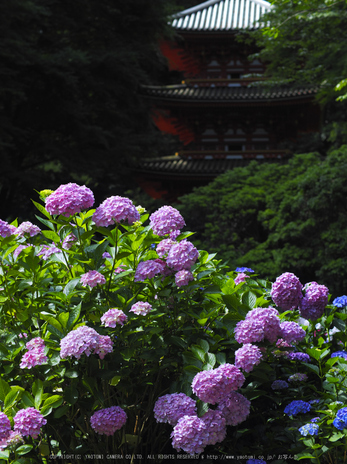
top-left (32, 200), bottom-right (52, 219)
top-left (4, 386), bottom-right (24, 410)
top-left (109, 376), bottom-right (121, 386)
top-left (63, 278), bottom-right (81, 297)
top-left (16, 445), bottom-right (33, 456)
top-left (191, 345), bottom-right (206, 362)
top-left (303, 362), bottom-right (320, 376)
top-left (32, 379), bottom-right (43, 409)
top-left (0, 378), bottom-right (10, 402)
top-left (42, 230), bottom-right (60, 243)
top-left (21, 391), bottom-right (35, 408)
top-left (198, 339), bottom-right (209, 353)
top-left (67, 303), bottom-right (81, 331)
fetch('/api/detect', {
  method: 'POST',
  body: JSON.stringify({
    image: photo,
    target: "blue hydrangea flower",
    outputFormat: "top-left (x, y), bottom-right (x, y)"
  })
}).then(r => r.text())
top-left (287, 352), bottom-right (310, 362)
top-left (299, 423), bottom-right (319, 436)
top-left (284, 400), bottom-right (311, 416)
top-left (271, 380), bottom-right (289, 390)
top-left (333, 295), bottom-right (347, 308)
top-left (331, 351), bottom-right (347, 359)
top-left (333, 407), bottom-right (347, 430)
top-left (235, 267), bottom-right (254, 273)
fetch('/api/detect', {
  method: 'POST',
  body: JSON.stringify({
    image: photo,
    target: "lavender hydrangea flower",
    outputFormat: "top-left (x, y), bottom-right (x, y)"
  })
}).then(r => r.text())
top-left (333, 295), bottom-right (347, 308)
top-left (234, 272), bottom-right (249, 285)
top-left (271, 380), bottom-right (289, 390)
top-left (13, 408), bottom-right (47, 438)
top-left (134, 260), bottom-right (165, 282)
top-left (171, 415), bottom-right (206, 455)
top-left (80, 270), bottom-right (106, 288)
top-left (130, 301), bottom-right (152, 316)
top-left (166, 240), bottom-right (199, 271)
top-left (217, 392), bottom-right (251, 426)
top-left (287, 352), bottom-right (311, 362)
top-left (192, 364), bottom-right (245, 405)
top-left (280, 321), bottom-right (306, 344)
top-left (299, 282), bottom-right (329, 320)
top-left (90, 406), bottom-right (127, 435)
top-left (0, 220), bottom-right (16, 238)
top-left (200, 409), bottom-right (226, 446)
top-left (62, 233), bottom-right (77, 250)
top-left (175, 270), bottom-right (194, 287)
top-left (93, 196), bottom-right (140, 227)
top-left (156, 238), bottom-right (176, 258)
top-left (15, 221), bottom-right (41, 237)
top-left (45, 183), bottom-right (94, 217)
top-left (299, 423), bottom-right (319, 436)
top-left (333, 407), bottom-right (347, 430)
top-left (153, 393), bottom-right (197, 426)
top-left (0, 431), bottom-right (23, 450)
top-left (101, 309), bottom-right (127, 327)
top-left (235, 307), bottom-right (281, 344)
top-left (37, 244), bottom-right (62, 260)
top-left (235, 344), bottom-right (263, 373)
top-left (331, 351), bottom-right (347, 359)
top-left (284, 400), bottom-right (311, 416)
top-left (60, 326), bottom-right (113, 360)
top-left (271, 272), bottom-right (303, 310)
top-left (0, 413), bottom-right (11, 441)
top-left (150, 206), bottom-right (185, 237)
top-left (20, 337), bottom-right (47, 369)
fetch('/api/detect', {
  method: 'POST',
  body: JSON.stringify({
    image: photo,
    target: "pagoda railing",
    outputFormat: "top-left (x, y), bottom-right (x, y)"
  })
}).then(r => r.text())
top-left (177, 150), bottom-right (291, 159)
top-left (183, 77), bottom-right (267, 87)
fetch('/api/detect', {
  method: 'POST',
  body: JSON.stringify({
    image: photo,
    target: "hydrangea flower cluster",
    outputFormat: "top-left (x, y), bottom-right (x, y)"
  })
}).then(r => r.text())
top-left (13, 408), bottom-right (47, 438)
top-left (270, 272), bottom-right (303, 310)
top-left (271, 380), bottom-right (289, 390)
top-left (134, 260), bottom-right (165, 282)
top-left (101, 309), bottom-right (127, 327)
top-left (60, 326), bottom-right (113, 360)
top-left (171, 415), bottom-right (207, 455)
top-left (299, 282), bottom-right (329, 320)
top-left (299, 423), bottom-right (319, 436)
top-left (192, 364), bottom-right (245, 404)
top-left (20, 337), bottom-right (48, 369)
top-left (235, 267), bottom-right (254, 273)
top-left (235, 307), bottom-right (281, 344)
top-left (0, 431), bottom-right (23, 450)
top-left (287, 352), bottom-right (310, 362)
top-left (37, 244), bottom-right (62, 260)
top-left (80, 270), bottom-right (106, 288)
top-left (331, 351), bottom-right (347, 359)
top-left (0, 413), bottom-right (11, 441)
top-left (235, 344), bottom-right (263, 373)
top-left (166, 240), bottom-right (199, 271)
top-left (0, 220), bottom-right (16, 238)
top-left (333, 407), bottom-right (347, 430)
top-left (15, 221), bottom-right (41, 237)
top-left (130, 301), bottom-right (152, 316)
top-left (153, 393), bottom-right (197, 426)
top-left (216, 392), bottom-right (251, 426)
top-left (175, 269), bottom-right (194, 287)
top-left (149, 206), bottom-right (185, 237)
top-left (333, 295), bottom-right (347, 308)
top-left (280, 321), bottom-right (306, 344)
top-left (200, 409), bottom-right (226, 446)
top-left (90, 406), bottom-right (127, 435)
top-left (284, 400), bottom-right (311, 416)
top-left (92, 196), bottom-right (140, 227)
top-left (234, 272), bottom-right (249, 285)
top-left (156, 238), bottom-right (176, 258)
top-left (45, 183), bottom-right (94, 217)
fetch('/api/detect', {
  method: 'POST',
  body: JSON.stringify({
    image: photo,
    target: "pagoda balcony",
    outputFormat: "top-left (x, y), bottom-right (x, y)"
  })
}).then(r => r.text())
top-left (177, 149), bottom-right (291, 160)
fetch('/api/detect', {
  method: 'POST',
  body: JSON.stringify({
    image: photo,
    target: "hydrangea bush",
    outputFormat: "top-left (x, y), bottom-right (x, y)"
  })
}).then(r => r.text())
top-left (0, 183), bottom-right (346, 463)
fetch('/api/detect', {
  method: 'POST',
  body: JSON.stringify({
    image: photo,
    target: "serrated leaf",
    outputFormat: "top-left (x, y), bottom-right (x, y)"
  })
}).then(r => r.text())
top-left (191, 346), bottom-right (206, 362)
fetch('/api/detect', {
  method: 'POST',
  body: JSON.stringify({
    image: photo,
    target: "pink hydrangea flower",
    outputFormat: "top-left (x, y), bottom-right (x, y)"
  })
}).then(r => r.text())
top-left (0, 413), bottom-right (11, 441)
top-left (13, 408), bottom-right (47, 439)
top-left (234, 307), bottom-right (281, 344)
top-left (93, 196), bottom-right (140, 227)
top-left (0, 220), bottom-right (16, 238)
top-left (299, 282), bottom-right (329, 320)
top-left (134, 260), bottom-right (165, 282)
top-left (175, 269), bottom-right (194, 287)
top-left (154, 393), bottom-right (197, 426)
top-left (130, 301), bottom-right (152, 316)
top-left (90, 406), bottom-right (127, 435)
top-left (192, 364), bottom-right (245, 405)
top-left (20, 337), bottom-right (48, 369)
top-left (80, 270), bottom-right (106, 288)
top-left (234, 272), bottom-right (249, 285)
top-left (37, 244), bottom-right (62, 260)
top-left (45, 183), bottom-right (94, 217)
top-left (0, 431), bottom-right (23, 450)
top-left (200, 409), bottom-right (226, 446)
top-left (171, 415), bottom-right (207, 455)
top-left (280, 321), bottom-right (306, 344)
top-left (166, 240), bottom-right (199, 271)
top-left (156, 238), bottom-right (176, 258)
top-left (150, 206), bottom-right (185, 237)
top-left (60, 326), bottom-right (113, 360)
top-left (62, 233), bottom-right (77, 250)
top-left (15, 221), bottom-right (41, 237)
top-left (217, 392), bottom-right (251, 426)
top-left (271, 272), bottom-right (303, 310)
top-left (101, 309), bottom-right (127, 328)
top-left (235, 344), bottom-right (263, 373)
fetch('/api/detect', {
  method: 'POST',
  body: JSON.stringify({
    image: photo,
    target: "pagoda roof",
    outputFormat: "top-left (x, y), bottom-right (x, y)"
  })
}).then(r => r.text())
top-left (171, 0), bottom-right (272, 32)
top-left (142, 84), bottom-right (318, 104)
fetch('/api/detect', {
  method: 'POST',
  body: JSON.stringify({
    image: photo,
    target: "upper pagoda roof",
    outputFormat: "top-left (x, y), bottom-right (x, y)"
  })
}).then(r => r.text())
top-left (171, 0), bottom-right (272, 32)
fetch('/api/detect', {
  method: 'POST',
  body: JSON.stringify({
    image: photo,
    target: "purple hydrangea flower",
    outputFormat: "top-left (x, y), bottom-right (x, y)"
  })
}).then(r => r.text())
top-left (62, 233), bottom-right (77, 250)
top-left (37, 245), bottom-right (62, 260)
top-left (287, 352), bottom-right (311, 362)
top-left (0, 220), bottom-right (15, 238)
top-left (130, 301), bottom-right (152, 316)
top-left (216, 392), bottom-right (251, 426)
top-left (134, 260), bottom-right (165, 282)
top-left (150, 206), bottom-right (185, 237)
top-left (90, 406), bottom-right (127, 435)
top-left (15, 221), bottom-right (41, 237)
top-left (331, 351), bottom-right (347, 359)
top-left (60, 326), bottom-right (113, 360)
top-left (175, 269), bottom-right (194, 287)
top-left (333, 295), bottom-right (347, 308)
top-left (235, 267), bottom-right (254, 273)
top-left (166, 240), bottom-right (199, 271)
top-left (80, 270), bottom-right (106, 288)
top-left (20, 337), bottom-right (47, 369)
top-left (192, 364), bottom-right (245, 405)
top-left (156, 238), bottom-right (176, 258)
top-left (270, 272), bottom-right (303, 310)
top-left (200, 409), bottom-right (226, 446)
top-left (0, 431), bottom-right (23, 450)
top-left (153, 393), bottom-right (197, 426)
top-left (93, 196), bottom-right (140, 227)
top-left (333, 407), bottom-right (347, 430)
top-left (299, 423), bottom-right (319, 436)
top-left (284, 400), bottom-right (311, 416)
top-left (235, 344), bottom-right (263, 373)
top-left (13, 408), bottom-right (47, 439)
top-left (171, 415), bottom-right (206, 455)
top-left (101, 309), bottom-right (127, 327)
top-left (280, 321), bottom-right (306, 344)
top-left (299, 282), bottom-right (329, 320)
top-left (0, 413), bottom-right (11, 441)
top-left (234, 272), bottom-right (249, 285)
top-left (288, 373), bottom-right (308, 382)
top-left (271, 380), bottom-right (289, 390)
top-left (234, 307), bottom-right (281, 344)
top-left (114, 265), bottom-right (127, 274)
top-left (45, 183), bottom-right (94, 217)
